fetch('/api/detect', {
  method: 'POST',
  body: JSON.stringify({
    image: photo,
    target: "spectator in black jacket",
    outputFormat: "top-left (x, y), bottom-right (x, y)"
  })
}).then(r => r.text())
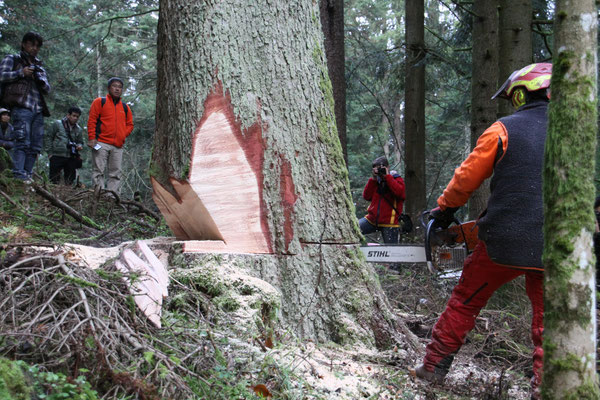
top-left (0, 108), bottom-right (15, 172)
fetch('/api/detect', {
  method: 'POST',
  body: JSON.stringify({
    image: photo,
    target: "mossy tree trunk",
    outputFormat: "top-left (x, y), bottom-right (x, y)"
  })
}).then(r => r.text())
top-left (319, 0), bottom-right (347, 165)
top-left (404, 0), bottom-right (426, 218)
top-left (468, 0), bottom-right (498, 219)
top-left (542, 1), bottom-right (599, 398)
top-left (151, 0), bottom-right (415, 348)
top-left (498, 0), bottom-right (532, 118)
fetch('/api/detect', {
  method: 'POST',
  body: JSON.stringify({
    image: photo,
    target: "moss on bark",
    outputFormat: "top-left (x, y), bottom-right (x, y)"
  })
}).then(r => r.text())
top-left (542, 1), bottom-right (599, 396)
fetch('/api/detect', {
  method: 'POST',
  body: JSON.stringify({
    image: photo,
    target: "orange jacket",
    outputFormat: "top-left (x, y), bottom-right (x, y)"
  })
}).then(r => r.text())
top-left (87, 94), bottom-right (133, 148)
top-left (438, 121), bottom-right (508, 210)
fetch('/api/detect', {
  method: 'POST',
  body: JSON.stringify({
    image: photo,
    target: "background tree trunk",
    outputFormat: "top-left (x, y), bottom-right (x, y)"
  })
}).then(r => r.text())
top-left (152, 0), bottom-right (415, 347)
top-left (542, 1), bottom-right (599, 397)
top-left (498, 0), bottom-right (532, 118)
top-left (404, 0), bottom-right (426, 219)
top-left (468, 0), bottom-right (498, 219)
top-left (320, 0), bottom-right (348, 165)
top-left (96, 46), bottom-right (104, 97)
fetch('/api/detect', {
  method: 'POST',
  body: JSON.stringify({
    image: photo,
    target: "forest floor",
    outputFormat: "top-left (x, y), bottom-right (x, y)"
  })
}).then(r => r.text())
top-left (0, 176), bottom-right (537, 399)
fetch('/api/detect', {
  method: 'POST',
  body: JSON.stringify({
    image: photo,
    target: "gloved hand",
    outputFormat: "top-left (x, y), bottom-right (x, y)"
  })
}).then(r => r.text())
top-left (429, 206), bottom-right (459, 229)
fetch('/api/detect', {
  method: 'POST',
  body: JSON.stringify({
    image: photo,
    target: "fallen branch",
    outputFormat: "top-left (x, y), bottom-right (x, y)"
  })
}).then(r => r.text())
top-left (31, 182), bottom-right (101, 230)
top-left (0, 188), bottom-right (21, 210)
top-left (121, 199), bottom-right (161, 221)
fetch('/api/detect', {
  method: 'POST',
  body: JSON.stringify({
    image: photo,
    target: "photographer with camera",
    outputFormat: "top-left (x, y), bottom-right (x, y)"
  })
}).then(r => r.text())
top-left (0, 32), bottom-right (51, 181)
top-left (358, 156), bottom-right (406, 244)
top-left (44, 106), bottom-right (83, 185)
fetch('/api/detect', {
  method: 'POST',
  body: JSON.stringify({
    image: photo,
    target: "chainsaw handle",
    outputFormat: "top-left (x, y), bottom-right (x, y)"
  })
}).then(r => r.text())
top-left (425, 219), bottom-right (436, 273)
top-left (424, 216), bottom-right (463, 274)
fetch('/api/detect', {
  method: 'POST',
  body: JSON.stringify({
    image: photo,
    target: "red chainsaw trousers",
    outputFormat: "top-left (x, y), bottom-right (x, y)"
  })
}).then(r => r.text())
top-left (422, 241), bottom-right (544, 391)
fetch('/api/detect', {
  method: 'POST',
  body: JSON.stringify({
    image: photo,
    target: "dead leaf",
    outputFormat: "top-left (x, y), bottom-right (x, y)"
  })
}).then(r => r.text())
top-left (265, 335), bottom-right (273, 349)
top-left (251, 384), bottom-right (272, 399)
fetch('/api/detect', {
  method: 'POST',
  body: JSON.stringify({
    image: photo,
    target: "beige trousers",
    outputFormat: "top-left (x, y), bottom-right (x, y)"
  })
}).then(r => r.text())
top-left (91, 142), bottom-right (123, 193)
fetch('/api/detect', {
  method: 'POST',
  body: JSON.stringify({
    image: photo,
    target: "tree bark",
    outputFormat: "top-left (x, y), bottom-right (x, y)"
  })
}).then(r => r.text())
top-left (151, 0), bottom-right (414, 347)
top-left (320, 0), bottom-right (347, 165)
top-left (468, 0), bottom-right (499, 219)
top-left (96, 46), bottom-right (103, 97)
top-left (542, 1), bottom-right (599, 397)
top-left (498, 0), bottom-right (532, 118)
top-left (404, 0), bottom-right (426, 219)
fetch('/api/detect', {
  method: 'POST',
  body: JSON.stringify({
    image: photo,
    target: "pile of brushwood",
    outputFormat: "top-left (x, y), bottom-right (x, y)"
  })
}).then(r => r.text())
top-left (0, 252), bottom-right (217, 399)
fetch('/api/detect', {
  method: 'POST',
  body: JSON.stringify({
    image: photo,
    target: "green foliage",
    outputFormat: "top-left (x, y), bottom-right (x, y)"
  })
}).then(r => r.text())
top-left (0, 357), bottom-right (31, 400)
top-left (55, 273), bottom-right (100, 288)
top-left (0, 359), bottom-right (98, 400)
top-left (26, 364), bottom-right (98, 400)
top-left (187, 365), bottom-right (261, 400)
top-left (0, 147), bottom-right (12, 173)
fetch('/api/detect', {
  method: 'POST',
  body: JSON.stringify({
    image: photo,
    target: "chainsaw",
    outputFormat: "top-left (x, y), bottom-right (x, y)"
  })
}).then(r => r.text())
top-left (360, 216), bottom-right (479, 274)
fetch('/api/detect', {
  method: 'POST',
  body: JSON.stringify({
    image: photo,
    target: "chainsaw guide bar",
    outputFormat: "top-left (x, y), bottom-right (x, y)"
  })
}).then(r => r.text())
top-left (360, 220), bottom-right (479, 274)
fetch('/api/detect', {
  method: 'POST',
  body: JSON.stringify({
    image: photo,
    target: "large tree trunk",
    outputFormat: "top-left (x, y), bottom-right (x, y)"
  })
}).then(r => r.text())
top-left (404, 0), bottom-right (426, 219)
top-left (542, 0), bottom-right (599, 397)
top-left (320, 0), bottom-right (347, 165)
top-left (468, 0), bottom-right (498, 219)
top-left (151, 0), bottom-right (415, 348)
top-left (498, 0), bottom-right (532, 118)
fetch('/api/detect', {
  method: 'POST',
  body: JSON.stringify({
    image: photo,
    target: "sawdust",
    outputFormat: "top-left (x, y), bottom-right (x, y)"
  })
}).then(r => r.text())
top-left (256, 341), bottom-right (531, 399)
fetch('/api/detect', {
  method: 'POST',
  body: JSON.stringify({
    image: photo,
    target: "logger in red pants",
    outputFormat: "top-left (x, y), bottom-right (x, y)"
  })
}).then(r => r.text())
top-left (412, 63), bottom-right (552, 400)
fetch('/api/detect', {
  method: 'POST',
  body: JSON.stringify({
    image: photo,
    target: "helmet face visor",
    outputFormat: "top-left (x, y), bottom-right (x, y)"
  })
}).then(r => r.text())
top-left (491, 63), bottom-right (552, 100)
top-left (491, 75), bottom-right (513, 100)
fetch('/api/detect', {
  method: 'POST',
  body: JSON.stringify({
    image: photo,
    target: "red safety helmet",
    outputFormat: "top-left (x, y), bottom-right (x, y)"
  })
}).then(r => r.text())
top-left (492, 63), bottom-right (552, 108)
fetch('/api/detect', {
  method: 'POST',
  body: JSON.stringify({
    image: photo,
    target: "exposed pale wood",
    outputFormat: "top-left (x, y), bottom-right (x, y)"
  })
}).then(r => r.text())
top-left (114, 241), bottom-right (170, 328)
top-left (152, 89), bottom-right (271, 254)
top-left (135, 241), bottom-right (169, 296)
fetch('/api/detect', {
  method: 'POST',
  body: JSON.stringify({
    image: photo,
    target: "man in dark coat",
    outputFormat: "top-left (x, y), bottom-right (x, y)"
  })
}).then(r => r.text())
top-left (0, 32), bottom-right (51, 181)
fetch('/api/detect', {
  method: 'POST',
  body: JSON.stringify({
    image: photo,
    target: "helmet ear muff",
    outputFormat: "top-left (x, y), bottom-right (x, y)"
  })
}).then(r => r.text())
top-left (511, 87), bottom-right (526, 109)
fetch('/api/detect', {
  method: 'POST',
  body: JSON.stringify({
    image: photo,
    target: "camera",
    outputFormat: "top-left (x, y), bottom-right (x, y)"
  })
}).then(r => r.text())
top-left (67, 141), bottom-right (79, 157)
top-left (28, 64), bottom-right (44, 81)
top-left (377, 166), bottom-right (387, 176)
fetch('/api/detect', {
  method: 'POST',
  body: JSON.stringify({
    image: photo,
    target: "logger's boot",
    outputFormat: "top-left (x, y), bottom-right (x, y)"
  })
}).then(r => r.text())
top-left (411, 353), bottom-right (454, 385)
top-left (411, 363), bottom-right (447, 385)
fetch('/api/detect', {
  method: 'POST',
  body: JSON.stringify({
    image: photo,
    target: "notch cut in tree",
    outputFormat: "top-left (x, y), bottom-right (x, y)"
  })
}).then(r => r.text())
top-left (152, 83), bottom-right (274, 255)
top-left (151, 0), bottom-right (415, 347)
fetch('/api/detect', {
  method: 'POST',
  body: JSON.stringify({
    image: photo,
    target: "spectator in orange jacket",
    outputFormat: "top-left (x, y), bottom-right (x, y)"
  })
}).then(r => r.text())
top-left (87, 77), bottom-right (133, 193)
top-left (358, 156), bottom-right (406, 244)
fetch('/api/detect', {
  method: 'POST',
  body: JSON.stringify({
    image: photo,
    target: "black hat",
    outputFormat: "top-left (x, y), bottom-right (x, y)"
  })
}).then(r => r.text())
top-left (107, 77), bottom-right (124, 88)
top-left (372, 156), bottom-right (389, 167)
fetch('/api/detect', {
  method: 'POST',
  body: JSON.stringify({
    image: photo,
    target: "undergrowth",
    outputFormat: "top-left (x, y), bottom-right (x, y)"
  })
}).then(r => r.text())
top-left (0, 172), bottom-right (170, 246)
